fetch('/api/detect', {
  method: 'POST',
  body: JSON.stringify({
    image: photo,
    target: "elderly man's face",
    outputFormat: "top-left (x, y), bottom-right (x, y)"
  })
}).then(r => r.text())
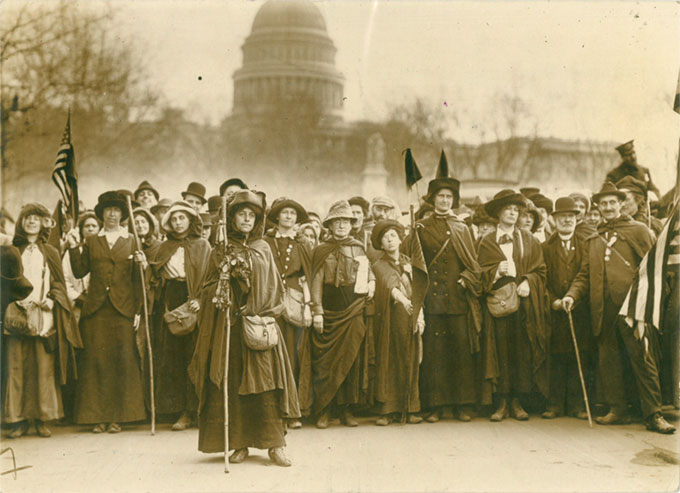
top-left (621, 191), bottom-right (639, 217)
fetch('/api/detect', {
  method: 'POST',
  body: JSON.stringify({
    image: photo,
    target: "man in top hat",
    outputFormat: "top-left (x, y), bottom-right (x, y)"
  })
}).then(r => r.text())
top-left (541, 197), bottom-right (593, 420)
top-left (134, 181), bottom-right (159, 210)
top-left (616, 176), bottom-right (663, 237)
top-left (562, 182), bottom-right (674, 434)
top-left (219, 178), bottom-right (248, 201)
top-left (348, 196), bottom-right (370, 245)
top-left (298, 200), bottom-right (374, 429)
top-left (478, 189), bottom-right (550, 421)
top-left (181, 182), bottom-right (207, 211)
top-left (606, 140), bottom-right (660, 200)
top-left (410, 177), bottom-right (482, 422)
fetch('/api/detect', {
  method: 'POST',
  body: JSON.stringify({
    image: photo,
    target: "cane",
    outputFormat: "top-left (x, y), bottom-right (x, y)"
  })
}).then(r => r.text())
top-left (566, 307), bottom-right (593, 428)
top-left (221, 195), bottom-right (232, 473)
top-left (125, 196), bottom-right (155, 435)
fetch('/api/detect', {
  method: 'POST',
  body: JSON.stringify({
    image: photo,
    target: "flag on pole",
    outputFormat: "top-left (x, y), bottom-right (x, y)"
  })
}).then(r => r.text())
top-left (404, 148), bottom-right (422, 190)
top-left (436, 149), bottom-right (449, 178)
top-left (51, 111), bottom-right (78, 222)
top-left (619, 202), bottom-right (680, 329)
top-left (674, 69), bottom-right (680, 114)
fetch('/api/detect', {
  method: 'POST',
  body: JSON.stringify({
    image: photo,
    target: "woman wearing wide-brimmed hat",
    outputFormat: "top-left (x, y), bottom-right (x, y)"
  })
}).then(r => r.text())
top-left (4, 203), bottom-right (79, 439)
top-left (150, 201), bottom-right (211, 431)
top-left (189, 190), bottom-right (299, 467)
top-left (264, 198), bottom-right (312, 429)
top-left (66, 191), bottom-right (147, 433)
top-left (370, 219), bottom-right (424, 425)
top-left (412, 178), bottom-right (482, 423)
top-left (297, 200), bottom-right (375, 429)
top-left (478, 189), bottom-right (550, 422)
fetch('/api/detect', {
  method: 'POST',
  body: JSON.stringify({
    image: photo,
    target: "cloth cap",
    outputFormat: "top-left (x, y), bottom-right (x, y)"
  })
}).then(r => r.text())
top-left (323, 200), bottom-right (356, 228)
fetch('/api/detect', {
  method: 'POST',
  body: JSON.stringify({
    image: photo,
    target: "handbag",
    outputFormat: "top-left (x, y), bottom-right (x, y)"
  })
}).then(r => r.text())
top-left (242, 314), bottom-right (279, 350)
top-left (163, 301), bottom-right (198, 336)
top-left (487, 280), bottom-right (520, 318)
top-left (282, 286), bottom-right (307, 327)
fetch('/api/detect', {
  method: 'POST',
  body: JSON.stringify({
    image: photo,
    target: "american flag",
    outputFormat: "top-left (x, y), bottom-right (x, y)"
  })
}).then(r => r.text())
top-left (51, 111), bottom-right (78, 222)
top-left (619, 202), bottom-right (679, 329)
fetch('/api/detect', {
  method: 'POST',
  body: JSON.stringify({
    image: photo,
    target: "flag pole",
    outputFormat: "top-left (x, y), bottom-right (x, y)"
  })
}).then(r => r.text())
top-left (221, 194), bottom-right (231, 473)
top-left (125, 196), bottom-right (155, 435)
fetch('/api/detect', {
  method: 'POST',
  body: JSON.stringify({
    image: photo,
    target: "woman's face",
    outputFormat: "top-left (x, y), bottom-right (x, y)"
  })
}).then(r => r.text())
top-left (278, 207), bottom-right (297, 230)
top-left (22, 213), bottom-right (42, 236)
top-left (433, 189), bottom-right (454, 213)
top-left (134, 214), bottom-right (150, 236)
top-left (517, 211), bottom-right (534, 232)
top-left (170, 211), bottom-right (190, 234)
top-left (302, 227), bottom-right (316, 248)
top-left (103, 206), bottom-right (122, 227)
top-left (584, 207), bottom-right (602, 227)
top-left (234, 206), bottom-right (256, 233)
top-left (81, 217), bottom-right (100, 238)
top-left (573, 199), bottom-right (587, 222)
top-left (330, 218), bottom-right (351, 239)
top-left (498, 204), bottom-right (519, 228)
top-left (380, 228), bottom-right (401, 253)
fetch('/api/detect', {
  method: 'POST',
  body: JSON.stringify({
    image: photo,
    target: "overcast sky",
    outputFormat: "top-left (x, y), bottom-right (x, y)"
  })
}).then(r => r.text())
top-left (114, 1), bottom-right (678, 191)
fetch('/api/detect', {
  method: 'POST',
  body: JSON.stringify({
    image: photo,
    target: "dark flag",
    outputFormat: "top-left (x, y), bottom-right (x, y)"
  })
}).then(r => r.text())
top-left (51, 111), bottom-right (78, 223)
top-left (619, 202), bottom-right (679, 332)
top-left (404, 148), bottom-right (422, 189)
top-left (674, 70), bottom-right (680, 114)
top-left (436, 149), bottom-right (449, 178)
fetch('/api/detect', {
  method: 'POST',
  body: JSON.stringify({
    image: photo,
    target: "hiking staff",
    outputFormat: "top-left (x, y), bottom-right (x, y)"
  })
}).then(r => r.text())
top-left (566, 307), bottom-right (593, 428)
top-left (125, 195), bottom-right (155, 435)
top-left (220, 194), bottom-right (232, 473)
top-left (403, 203), bottom-right (417, 424)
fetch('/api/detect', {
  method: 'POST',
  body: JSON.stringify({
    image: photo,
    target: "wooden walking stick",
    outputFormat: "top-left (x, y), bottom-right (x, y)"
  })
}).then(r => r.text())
top-left (566, 307), bottom-right (593, 428)
top-left (403, 203), bottom-right (417, 423)
top-left (125, 196), bottom-right (155, 435)
top-left (220, 195), bottom-right (232, 473)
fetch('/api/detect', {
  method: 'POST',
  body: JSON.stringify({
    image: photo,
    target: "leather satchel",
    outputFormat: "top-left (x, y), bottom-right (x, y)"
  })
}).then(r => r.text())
top-left (163, 301), bottom-right (198, 336)
top-left (4, 301), bottom-right (42, 337)
top-left (242, 314), bottom-right (279, 351)
top-left (282, 286), bottom-right (309, 327)
top-left (487, 281), bottom-right (520, 318)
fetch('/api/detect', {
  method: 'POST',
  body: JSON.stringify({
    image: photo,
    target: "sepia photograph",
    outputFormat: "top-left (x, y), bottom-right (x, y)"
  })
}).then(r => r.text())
top-left (1, 0), bottom-right (679, 491)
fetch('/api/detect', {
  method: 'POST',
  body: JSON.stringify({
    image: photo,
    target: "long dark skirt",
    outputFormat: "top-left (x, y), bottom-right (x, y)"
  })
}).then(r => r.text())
top-left (198, 318), bottom-right (285, 453)
top-left (75, 299), bottom-right (146, 424)
top-left (420, 313), bottom-right (475, 409)
top-left (493, 312), bottom-right (533, 396)
top-left (374, 302), bottom-right (420, 415)
top-left (279, 318), bottom-right (303, 383)
top-left (155, 279), bottom-right (198, 415)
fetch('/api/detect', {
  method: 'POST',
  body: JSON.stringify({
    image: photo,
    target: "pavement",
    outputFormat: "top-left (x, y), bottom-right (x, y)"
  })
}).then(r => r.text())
top-left (1, 414), bottom-right (679, 493)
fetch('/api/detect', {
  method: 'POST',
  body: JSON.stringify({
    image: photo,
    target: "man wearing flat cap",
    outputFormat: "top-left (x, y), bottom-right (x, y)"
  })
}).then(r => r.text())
top-left (562, 182), bottom-right (674, 434)
top-left (606, 140), bottom-right (660, 200)
top-left (616, 176), bottom-right (663, 237)
top-left (410, 177), bottom-right (482, 423)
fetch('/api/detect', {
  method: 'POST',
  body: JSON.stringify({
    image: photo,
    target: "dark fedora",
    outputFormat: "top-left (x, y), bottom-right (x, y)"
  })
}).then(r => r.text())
top-left (348, 196), bottom-right (370, 216)
top-left (484, 189), bottom-right (525, 219)
top-left (551, 197), bottom-right (580, 216)
top-left (181, 182), bottom-right (207, 204)
top-left (424, 177), bottom-right (461, 205)
top-left (134, 180), bottom-right (159, 201)
top-left (592, 181), bottom-right (626, 203)
top-left (207, 195), bottom-right (222, 214)
top-left (529, 193), bottom-right (553, 214)
top-left (95, 191), bottom-right (129, 221)
top-left (267, 197), bottom-right (309, 225)
top-left (520, 187), bottom-right (540, 198)
top-left (371, 219), bottom-right (404, 251)
top-left (219, 178), bottom-right (248, 197)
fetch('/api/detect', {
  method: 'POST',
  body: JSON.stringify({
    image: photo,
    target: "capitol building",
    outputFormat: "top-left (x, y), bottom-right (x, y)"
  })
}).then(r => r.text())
top-left (221, 0), bottom-right (618, 210)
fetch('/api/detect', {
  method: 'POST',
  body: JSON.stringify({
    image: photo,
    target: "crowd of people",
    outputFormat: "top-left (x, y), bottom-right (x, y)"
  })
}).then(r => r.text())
top-left (0, 139), bottom-right (678, 468)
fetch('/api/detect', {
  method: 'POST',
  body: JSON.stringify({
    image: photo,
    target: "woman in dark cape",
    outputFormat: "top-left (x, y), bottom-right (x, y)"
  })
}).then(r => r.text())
top-left (371, 220), bottom-right (423, 425)
top-left (151, 201), bottom-right (210, 430)
top-left (189, 190), bottom-right (299, 467)
top-left (4, 203), bottom-right (80, 438)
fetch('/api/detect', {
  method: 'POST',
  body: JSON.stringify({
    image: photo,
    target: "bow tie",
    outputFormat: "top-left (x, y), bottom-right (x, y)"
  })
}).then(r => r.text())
top-left (498, 234), bottom-right (513, 245)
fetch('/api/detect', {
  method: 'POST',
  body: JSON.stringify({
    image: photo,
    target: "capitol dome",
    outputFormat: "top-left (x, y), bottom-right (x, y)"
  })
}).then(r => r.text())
top-left (232, 0), bottom-right (345, 119)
